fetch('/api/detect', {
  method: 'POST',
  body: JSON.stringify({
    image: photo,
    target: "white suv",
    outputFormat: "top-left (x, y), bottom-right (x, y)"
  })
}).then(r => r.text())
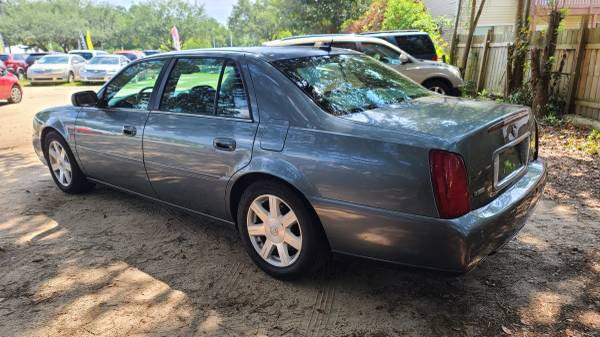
top-left (265, 34), bottom-right (463, 96)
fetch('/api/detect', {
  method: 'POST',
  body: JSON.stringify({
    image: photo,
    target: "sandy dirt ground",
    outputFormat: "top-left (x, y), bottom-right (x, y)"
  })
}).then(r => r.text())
top-left (0, 86), bottom-right (598, 337)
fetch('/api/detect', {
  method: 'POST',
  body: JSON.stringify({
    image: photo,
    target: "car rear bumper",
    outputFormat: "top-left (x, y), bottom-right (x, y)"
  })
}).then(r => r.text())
top-left (313, 159), bottom-right (546, 273)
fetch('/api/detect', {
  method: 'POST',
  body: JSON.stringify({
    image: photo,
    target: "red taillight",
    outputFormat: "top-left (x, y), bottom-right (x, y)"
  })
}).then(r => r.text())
top-left (432, 54), bottom-right (438, 61)
top-left (429, 150), bottom-right (470, 219)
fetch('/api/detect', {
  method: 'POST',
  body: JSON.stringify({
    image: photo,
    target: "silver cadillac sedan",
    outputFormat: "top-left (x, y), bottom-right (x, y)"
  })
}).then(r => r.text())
top-left (32, 47), bottom-right (546, 279)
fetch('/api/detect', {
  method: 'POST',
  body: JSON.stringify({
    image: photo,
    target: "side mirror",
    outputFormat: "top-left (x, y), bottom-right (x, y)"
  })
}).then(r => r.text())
top-left (0, 68), bottom-right (7, 76)
top-left (399, 54), bottom-right (410, 64)
top-left (72, 90), bottom-right (98, 107)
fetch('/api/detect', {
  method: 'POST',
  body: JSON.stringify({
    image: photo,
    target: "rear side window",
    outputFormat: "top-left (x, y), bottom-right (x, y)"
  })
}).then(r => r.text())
top-left (160, 58), bottom-right (250, 119)
top-left (393, 35), bottom-right (435, 56)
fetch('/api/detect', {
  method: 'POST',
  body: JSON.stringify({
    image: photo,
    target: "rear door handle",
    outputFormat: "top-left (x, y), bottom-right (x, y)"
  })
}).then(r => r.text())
top-left (213, 137), bottom-right (236, 151)
top-left (122, 125), bottom-right (137, 137)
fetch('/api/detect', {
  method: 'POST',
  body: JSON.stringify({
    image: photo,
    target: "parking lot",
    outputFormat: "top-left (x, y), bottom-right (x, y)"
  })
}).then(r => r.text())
top-left (0, 86), bottom-right (598, 337)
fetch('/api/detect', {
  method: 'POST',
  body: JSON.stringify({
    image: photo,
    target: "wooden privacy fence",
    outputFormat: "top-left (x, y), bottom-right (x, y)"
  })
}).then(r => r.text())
top-left (455, 24), bottom-right (600, 122)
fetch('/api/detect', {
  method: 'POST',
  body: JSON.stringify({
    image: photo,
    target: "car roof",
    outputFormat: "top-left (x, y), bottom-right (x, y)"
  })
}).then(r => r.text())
top-left (265, 34), bottom-right (400, 47)
top-left (264, 35), bottom-right (417, 61)
top-left (144, 46), bottom-right (360, 62)
top-left (360, 30), bottom-right (430, 37)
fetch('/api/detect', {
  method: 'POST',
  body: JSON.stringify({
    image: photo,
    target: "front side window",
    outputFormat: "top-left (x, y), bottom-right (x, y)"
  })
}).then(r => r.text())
top-left (103, 59), bottom-right (166, 110)
top-left (273, 54), bottom-right (430, 117)
top-left (160, 58), bottom-right (249, 119)
top-left (361, 43), bottom-right (401, 64)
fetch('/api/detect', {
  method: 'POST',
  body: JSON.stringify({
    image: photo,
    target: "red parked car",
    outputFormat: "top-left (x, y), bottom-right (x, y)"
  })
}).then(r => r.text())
top-left (0, 62), bottom-right (23, 104)
top-left (0, 53), bottom-right (28, 79)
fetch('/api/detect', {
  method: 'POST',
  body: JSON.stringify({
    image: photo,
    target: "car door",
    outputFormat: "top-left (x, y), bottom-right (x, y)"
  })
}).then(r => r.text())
top-left (75, 58), bottom-right (168, 196)
top-left (143, 56), bottom-right (258, 219)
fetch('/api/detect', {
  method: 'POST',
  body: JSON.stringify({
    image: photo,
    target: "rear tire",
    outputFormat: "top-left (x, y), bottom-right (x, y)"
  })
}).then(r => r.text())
top-left (44, 131), bottom-right (94, 194)
top-left (423, 79), bottom-right (453, 96)
top-left (7, 85), bottom-right (22, 103)
top-left (237, 180), bottom-right (329, 280)
top-left (67, 72), bottom-right (75, 83)
top-left (17, 69), bottom-right (25, 80)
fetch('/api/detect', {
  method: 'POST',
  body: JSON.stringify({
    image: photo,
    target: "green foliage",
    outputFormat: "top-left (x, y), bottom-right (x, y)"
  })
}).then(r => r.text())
top-left (567, 129), bottom-right (600, 155)
top-left (0, 0), bottom-right (228, 51)
top-left (228, 0), bottom-right (370, 46)
top-left (381, 0), bottom-right (448, 55)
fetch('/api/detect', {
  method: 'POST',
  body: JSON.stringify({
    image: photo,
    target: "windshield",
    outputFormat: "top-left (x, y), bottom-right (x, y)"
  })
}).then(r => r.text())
top-left (90, 56), bottom-right (120, 65)
top-left (37, 56), bottom-right (69, 64)
top-left (272, 54), bottom-right (430, 116)
top-left (0, 55), bottom-right (8, 61)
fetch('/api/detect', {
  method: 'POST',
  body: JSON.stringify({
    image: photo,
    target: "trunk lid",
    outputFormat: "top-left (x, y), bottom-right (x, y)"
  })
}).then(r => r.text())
top-left (342, 95), bottom-right (536, 209)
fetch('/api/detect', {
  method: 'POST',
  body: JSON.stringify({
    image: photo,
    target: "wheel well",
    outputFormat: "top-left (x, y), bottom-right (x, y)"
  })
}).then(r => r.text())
top-left (422, 77), bottom-right (452, 88)
top-left (40, 127), bottom-right (61, 156)
top-left (229, 172), bottom-right (331, 249)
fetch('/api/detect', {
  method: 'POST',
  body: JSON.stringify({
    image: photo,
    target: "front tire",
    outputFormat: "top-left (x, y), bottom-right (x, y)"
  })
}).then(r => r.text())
top-left (67, 72), bottom-right (75, 83)
top-left (44, 131), bottom-right (94, 194)
top-left (237, 181), bottom-right (328, 280)
top-left (8, 85), bottom-right (22, 103)
top-left (17, 69), bottom-right (25, 80)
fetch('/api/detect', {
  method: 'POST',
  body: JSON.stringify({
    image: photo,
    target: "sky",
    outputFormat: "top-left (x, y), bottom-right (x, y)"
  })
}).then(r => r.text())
top-left (105, 0), bottom-right (237, 24)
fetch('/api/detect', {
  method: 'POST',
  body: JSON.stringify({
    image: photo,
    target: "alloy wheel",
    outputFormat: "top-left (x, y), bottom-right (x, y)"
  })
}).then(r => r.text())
top-left (429, 86), bottom-right (446, 95)
top-left (48, 140), bottom-right (72, 187)
top-left (10, 86), bottom-right (22, 103)
top-left (246, 194), bottom-right (302, 267)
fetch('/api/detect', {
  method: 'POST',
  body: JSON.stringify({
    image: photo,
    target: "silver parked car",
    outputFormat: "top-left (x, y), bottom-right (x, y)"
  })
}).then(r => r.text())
top-left (80, 55), bottom-right (130, 83)
top-left (27, 54), bottom-right (86, 84)
top-left (265, 34), bottom-right (463, 96)
top-left (32, 47), bottom-right (545, 279)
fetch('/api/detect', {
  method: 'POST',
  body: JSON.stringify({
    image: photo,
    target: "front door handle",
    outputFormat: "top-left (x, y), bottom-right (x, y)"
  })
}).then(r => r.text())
top-left (213, 137), bottom-right (236, 151)
top-left (122, 125), bottom-right (137, 137)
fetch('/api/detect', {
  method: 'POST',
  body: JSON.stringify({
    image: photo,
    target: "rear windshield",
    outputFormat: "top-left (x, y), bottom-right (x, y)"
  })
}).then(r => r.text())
top-left (37, 56), bottom-right (69, 64)
top-left (90, 56), bottom-right (119, 65)
top-left (393, 35), bottom-right (435, 56)
top-left (273, 54), bottom-right (430, 116)
top-left (71, 52), bottom-right (94, 60)
top-left (26, 54), bottom-right (46, 63)
top-left (119, 53), bottom-right (138, 61)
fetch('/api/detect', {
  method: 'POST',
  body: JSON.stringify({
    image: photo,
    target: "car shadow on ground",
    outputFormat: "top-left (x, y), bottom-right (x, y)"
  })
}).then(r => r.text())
top-left (0, 150), bottom-right (598, 337)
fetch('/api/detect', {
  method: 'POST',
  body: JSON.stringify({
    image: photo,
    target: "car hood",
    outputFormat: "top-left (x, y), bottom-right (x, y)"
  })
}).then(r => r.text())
top-left (29, 64), bottom-right (68, 71)
top-left (341, 95), bottom-right (527, 140)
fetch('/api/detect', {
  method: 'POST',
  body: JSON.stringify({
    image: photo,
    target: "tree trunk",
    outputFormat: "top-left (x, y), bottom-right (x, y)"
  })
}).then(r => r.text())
top-left (459, 0), bottom-right (486, 78)
top-left (449, 0), bottom-right (463, 65)
top-left (530, 8), bottom-right (563, 117)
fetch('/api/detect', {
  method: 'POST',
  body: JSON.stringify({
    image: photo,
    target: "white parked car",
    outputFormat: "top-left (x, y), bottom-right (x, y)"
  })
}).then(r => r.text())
top-left (80, 55), bottom-right (130, 83)
top-left (68, 50), bottom-right (108, 61)
top-left (265, 34), bottom-right (464, 96)
top-left (27, 54), bottom-right (86, 84)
